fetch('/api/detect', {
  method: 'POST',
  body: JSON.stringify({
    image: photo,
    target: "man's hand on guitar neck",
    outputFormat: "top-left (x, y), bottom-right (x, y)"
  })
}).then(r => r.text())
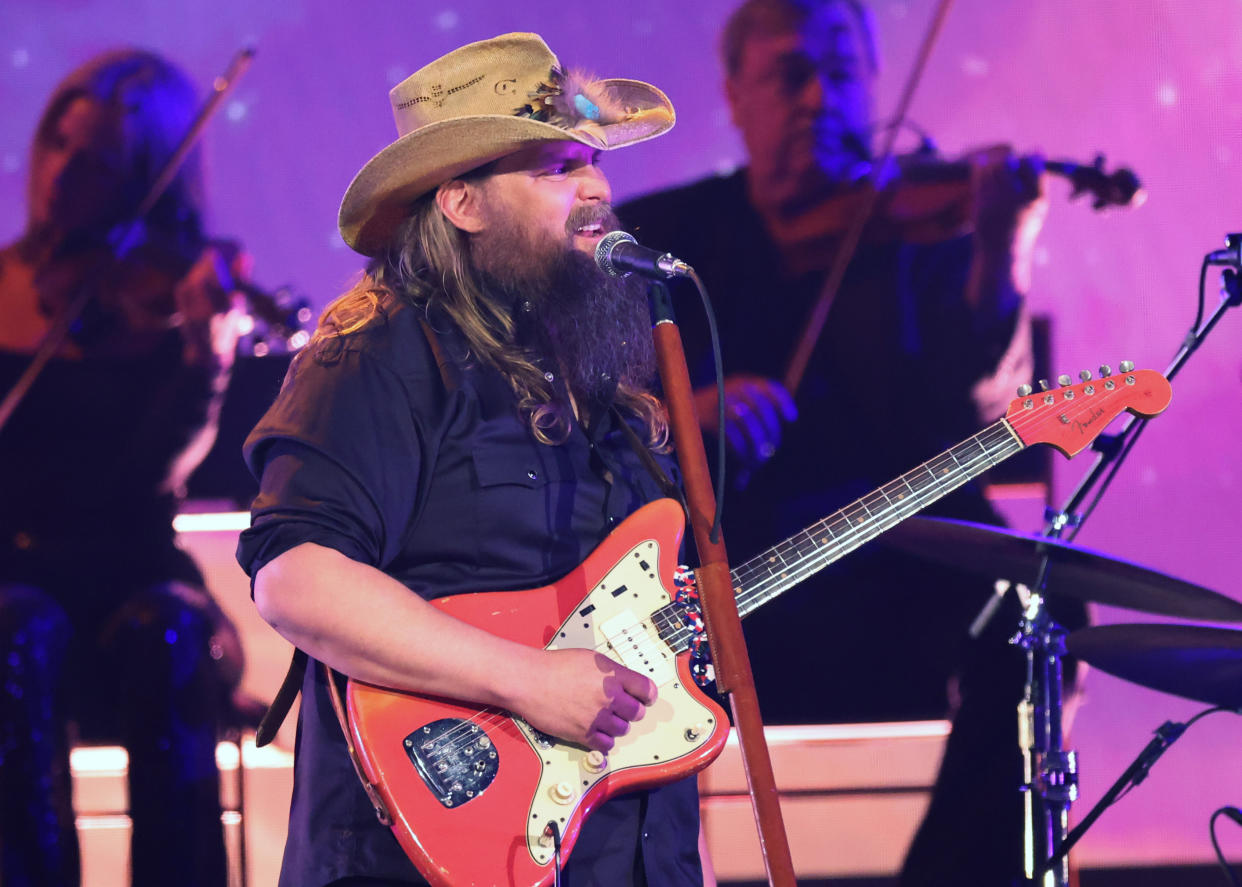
top-left (512, 649), bottom-right (658, 752)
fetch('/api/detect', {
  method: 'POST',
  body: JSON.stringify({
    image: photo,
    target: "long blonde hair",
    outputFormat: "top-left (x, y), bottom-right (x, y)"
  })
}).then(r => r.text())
top-left (312, 190), bottom-right (668, 449)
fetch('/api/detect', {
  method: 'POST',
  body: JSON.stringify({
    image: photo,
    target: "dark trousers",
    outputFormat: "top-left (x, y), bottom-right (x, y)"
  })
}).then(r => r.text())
top-left (0, 581), bottom-right (228, 887)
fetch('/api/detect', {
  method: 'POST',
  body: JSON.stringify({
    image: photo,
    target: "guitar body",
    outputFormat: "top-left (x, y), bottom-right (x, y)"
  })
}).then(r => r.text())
top-left (346, 498), bottom-right (729, 887)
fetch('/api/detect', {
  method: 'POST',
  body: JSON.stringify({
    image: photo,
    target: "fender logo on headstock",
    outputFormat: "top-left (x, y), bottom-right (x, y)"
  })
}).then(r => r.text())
top-left (1067, 403), bottom-right (1107, 433)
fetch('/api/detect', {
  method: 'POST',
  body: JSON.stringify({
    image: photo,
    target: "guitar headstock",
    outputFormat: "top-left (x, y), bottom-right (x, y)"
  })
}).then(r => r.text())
top-left (1004, 362), bottom-right (1171, 457)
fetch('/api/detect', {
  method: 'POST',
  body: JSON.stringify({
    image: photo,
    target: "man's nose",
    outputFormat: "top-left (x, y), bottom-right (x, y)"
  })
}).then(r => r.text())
top-left (797, 73), bottom-right (827, 113)
top-left (575, 163), bottom-right (611, 203)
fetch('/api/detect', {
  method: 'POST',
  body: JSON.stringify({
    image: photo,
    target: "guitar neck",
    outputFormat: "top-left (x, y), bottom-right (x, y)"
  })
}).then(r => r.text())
top-left (656, 417), bottom-right (1026, 654)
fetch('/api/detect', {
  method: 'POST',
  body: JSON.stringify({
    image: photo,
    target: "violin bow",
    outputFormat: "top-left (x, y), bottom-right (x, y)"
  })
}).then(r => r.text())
top-left (782, 0), bottom-right (956, 396)
top-left (0, 47), bottom-right (255, 435)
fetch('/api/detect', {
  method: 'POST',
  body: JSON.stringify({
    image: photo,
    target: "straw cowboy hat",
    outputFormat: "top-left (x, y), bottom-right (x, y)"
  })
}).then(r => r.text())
top-left (338, 32), bottom-right (675, 256)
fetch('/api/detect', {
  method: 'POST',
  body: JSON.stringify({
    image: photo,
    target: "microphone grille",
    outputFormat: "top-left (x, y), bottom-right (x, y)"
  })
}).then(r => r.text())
top-left (595, 230), bottom-right (637, 277)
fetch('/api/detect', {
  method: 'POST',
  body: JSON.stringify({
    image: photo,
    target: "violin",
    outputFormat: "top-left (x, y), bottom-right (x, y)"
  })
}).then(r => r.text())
top-left (30, 223), bottom-right (309, 358)
top-left (771, 146), bottom-right (1144, 274)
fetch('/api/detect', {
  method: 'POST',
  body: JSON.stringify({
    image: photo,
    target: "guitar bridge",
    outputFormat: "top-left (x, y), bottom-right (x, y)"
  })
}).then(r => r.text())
top-left (404, 718), bottom-right (500, 808)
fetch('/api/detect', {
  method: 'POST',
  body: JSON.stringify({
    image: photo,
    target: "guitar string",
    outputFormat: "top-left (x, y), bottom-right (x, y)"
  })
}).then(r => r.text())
top-left (659, 374), bottom-right (1152, 652)
top-left (416, 422), bottom-right (1024, 762)
top-left (420, 374), bottom-right (1149, 761)
top-left (650, 422), bottom-right (1018, 656)
top-left (406, 375), bottom-right (1154, 764)
top-left (726, 375), bottom-right (1146, 622)
top-left (419, 616), bottom-right (687, 764)
top-left (728, 422), bottom-right (1017, 621)
top-left (414, 375), bottom-right (1143, 761)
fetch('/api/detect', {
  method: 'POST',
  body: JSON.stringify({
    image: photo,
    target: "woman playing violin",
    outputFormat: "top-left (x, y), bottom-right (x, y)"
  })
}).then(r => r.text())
top-left (0, 49), bottom-right (247, 887)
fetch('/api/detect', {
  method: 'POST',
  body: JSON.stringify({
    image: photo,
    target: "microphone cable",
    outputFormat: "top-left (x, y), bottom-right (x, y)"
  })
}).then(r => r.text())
top-left (1210, 806), bottom-right (1242, 887)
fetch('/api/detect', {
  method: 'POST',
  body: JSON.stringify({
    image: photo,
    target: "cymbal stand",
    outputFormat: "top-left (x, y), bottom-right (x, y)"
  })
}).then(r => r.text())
top-left (1019, 252), bottom-right (1242, 885)
top-left (1016, 568), bottom-right (1076, 886)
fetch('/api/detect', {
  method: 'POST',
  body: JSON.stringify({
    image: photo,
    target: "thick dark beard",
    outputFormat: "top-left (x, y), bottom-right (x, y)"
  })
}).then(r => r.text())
top-left (472, 206), bottom-right (656, 403)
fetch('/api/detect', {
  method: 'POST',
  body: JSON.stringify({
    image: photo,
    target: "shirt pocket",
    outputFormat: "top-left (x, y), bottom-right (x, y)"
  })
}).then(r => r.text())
top-left (468, 447), bottom-right (581, 576)
top-left (471, 448), bottom-right (569, 490)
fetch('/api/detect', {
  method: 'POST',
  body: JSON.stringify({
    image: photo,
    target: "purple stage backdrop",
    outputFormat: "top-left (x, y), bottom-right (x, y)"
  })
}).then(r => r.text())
top-left (3, 0), bottom-right (1241, 872)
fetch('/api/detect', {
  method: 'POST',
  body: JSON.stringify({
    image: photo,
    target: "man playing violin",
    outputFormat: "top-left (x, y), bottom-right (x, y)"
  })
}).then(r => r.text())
top-left (620, 1), bottom-right (1081, 884)
top-left (0, 49), bottom-right (250, 887)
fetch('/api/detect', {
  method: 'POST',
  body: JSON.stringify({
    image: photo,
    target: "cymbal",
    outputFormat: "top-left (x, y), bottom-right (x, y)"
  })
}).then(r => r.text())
top-left (879, 517), bottom-right (1242, 622)
top-left (1065, 623), bottom-right (1242, 709)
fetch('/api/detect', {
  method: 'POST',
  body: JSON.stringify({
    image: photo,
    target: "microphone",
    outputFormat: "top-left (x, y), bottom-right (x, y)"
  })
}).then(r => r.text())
top-left (595, 231), bottom-right (693, 279)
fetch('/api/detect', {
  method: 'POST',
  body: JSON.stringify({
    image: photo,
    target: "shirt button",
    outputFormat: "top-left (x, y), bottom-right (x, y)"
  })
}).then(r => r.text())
top-left (527, 469), bottom-right (538, 480)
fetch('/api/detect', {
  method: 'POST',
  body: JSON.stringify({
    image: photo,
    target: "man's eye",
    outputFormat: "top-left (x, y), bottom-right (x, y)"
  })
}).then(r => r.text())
top-left (777, 61), bottom-right (815, 93)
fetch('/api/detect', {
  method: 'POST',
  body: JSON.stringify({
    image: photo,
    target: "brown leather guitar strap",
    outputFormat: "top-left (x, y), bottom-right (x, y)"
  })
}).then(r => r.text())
top-left (323, 661), bottom-right (393, 825)
top-left (610, 406), bottom-right (687, 516)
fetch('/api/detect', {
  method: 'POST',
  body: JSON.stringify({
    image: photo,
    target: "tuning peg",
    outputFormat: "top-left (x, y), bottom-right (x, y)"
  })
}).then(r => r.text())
top-left (1099, 364), bottom-right (1112, 377)
top-left (1038, 379), bottom-right (1050, 391)
top-left (1079, 370), bottom-right (1092, 381)
top-left (1016, 383), bottom-right (1033, 397)
top-left (1057, 374), bottom-right (1073, 387)
top-left (1119, 360), bottom-right (1135, 373)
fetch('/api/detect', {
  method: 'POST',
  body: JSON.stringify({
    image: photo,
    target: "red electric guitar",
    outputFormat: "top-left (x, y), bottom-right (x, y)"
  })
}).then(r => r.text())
top-left (346, 366), bottom-right (1171, 887)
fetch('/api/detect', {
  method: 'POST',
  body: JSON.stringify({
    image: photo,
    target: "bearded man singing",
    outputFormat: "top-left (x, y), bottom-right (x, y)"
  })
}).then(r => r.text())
top-left (237, 33), bottom-right (713, 887)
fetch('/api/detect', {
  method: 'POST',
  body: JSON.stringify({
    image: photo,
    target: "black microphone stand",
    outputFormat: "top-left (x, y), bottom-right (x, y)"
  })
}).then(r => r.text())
top-left (1021, 251), bottom-right (1242, 886)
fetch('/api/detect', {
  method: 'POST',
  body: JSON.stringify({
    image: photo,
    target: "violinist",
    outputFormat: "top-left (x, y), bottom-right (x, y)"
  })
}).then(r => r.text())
top-left (0, 49), bottom-right (249, 887)
top-left (619, 1), bottom-right (1085, 884)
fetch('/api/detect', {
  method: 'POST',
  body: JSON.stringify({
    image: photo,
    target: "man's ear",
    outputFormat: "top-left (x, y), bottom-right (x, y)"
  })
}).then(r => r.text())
top-left (436, 179), bottom-right (487, 233)
top-left (723, 75), bottom-right (742, 129)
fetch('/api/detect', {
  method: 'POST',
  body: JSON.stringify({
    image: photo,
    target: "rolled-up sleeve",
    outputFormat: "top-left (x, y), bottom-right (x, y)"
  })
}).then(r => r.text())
top-left (236, 346), bottom-right (427, 578)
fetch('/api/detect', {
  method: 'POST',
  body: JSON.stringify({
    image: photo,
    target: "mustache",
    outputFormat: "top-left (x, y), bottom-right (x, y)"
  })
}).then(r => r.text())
top-left (565, 203), bottom-right (621, 237)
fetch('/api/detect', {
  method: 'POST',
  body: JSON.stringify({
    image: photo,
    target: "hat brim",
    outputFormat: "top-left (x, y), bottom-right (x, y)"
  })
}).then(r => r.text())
top-left (339, 78), bottom-right (674, 256)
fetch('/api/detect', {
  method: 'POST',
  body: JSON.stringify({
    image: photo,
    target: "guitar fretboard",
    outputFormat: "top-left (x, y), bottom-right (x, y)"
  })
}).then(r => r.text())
top-left (653, 418), bottom-right (1025, 653)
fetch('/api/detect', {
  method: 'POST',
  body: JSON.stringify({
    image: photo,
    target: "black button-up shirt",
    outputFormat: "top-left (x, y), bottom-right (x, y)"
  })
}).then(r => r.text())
top-left (237, 300), bottom-right (701, 887)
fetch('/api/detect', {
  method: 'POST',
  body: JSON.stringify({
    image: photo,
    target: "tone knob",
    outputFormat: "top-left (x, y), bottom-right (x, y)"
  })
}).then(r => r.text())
top-left (685, 722), bottom-right (709, 742)
top-left (584, 750), bottom-right (608, 773)
top-left (550, 781), bottom-right (576, 804)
